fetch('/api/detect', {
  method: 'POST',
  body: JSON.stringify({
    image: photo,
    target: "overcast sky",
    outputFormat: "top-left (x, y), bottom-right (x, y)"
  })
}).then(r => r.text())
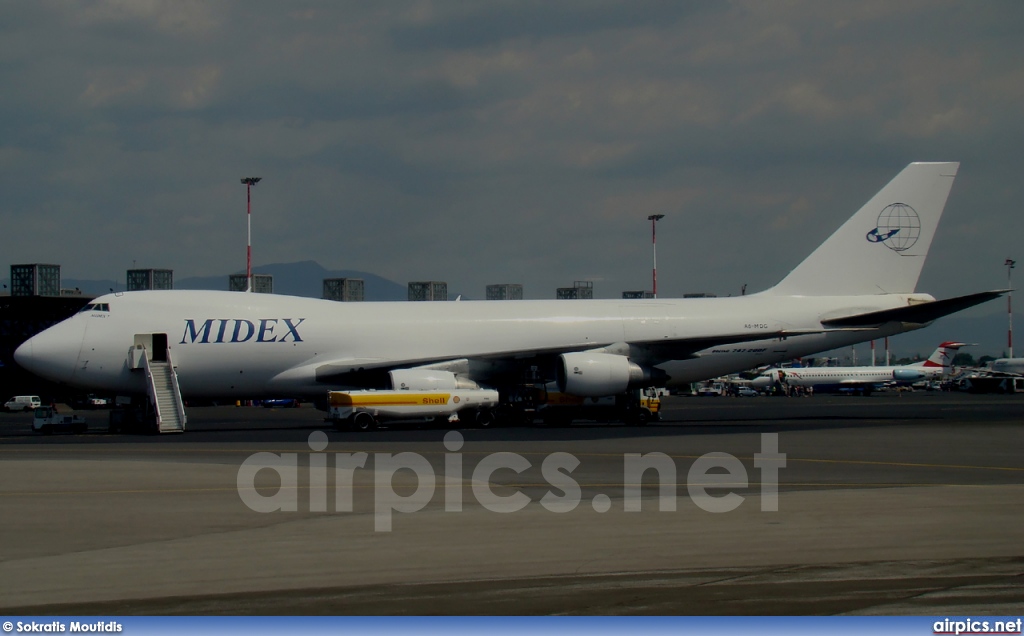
top-left (2, 1), bottom-right (1023, 302)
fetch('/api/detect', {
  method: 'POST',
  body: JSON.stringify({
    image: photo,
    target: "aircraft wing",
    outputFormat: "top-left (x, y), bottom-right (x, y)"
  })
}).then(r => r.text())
top-left (821, 290), bottom-right (1006, 328)
top-left (302, 327), bottom-right (832, 388)
top-left (624, 328), bottom-right (830, 365)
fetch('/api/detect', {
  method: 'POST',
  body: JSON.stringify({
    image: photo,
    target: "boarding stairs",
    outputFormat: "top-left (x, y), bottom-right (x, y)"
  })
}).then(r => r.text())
top-left (130, 344), bottom-right (187, 433)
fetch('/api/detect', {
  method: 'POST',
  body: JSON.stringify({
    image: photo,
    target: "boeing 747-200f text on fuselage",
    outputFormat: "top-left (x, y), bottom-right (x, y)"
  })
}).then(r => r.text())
top-left (14, 163), bottom-right (1004, 411)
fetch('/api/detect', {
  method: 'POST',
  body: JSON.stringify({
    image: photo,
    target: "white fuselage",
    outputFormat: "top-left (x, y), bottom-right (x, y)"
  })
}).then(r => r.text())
top-left (988, 359), bottom-right (1024, 376)
top-left (15, 289), bottom-right (930, 399)
top-left (753, 365), bottom-right (938, 389)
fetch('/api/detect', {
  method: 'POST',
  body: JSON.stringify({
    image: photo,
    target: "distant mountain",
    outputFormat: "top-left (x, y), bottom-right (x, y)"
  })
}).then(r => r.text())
top-left (1, 261), bottom-right (408, 301)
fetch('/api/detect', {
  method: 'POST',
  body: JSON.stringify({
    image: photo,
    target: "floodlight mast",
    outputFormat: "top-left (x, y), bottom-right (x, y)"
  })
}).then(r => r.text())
top-left (647, 214), bottom-right (665, 298)
top-left (241, 177), bottom-right (262, 292)
top-left (1007, 258), bottom-right (1016, 357)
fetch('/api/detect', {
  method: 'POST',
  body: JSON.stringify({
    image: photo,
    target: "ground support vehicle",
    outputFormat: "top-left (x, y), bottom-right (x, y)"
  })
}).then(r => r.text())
top-left (4, 395), bottom-right (41, 412)
top-left (533, 386), bottom-right (662, 426)
top-left (327, 388), bottom-right (500, 431)
top-left (33, 405), bottom-right (87, 434)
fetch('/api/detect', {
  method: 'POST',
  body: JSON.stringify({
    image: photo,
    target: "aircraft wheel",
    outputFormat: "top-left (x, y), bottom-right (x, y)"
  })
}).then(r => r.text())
top-left (351, 411), bottom-right (377, 432)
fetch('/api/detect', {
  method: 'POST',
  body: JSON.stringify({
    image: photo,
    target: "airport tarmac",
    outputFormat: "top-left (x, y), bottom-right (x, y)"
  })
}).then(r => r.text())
top-left (0, 392), bottom-right (1022, 615)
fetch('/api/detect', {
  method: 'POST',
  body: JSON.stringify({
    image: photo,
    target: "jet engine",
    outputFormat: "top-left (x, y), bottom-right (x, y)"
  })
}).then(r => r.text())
top-left (557, 352), bottom-right (664, 397)
top-left (892, 368), bottom-right (926, 382)
top-left (389, 369), bottom-right (479, 390)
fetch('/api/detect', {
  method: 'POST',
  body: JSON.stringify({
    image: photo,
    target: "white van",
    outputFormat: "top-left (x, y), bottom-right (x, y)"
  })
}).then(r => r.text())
top-left (4, 395), bottom-right (42, 412)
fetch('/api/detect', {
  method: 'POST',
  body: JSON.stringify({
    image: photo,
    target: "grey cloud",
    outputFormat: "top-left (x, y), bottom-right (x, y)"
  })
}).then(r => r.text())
top-left (1, 0), bottom-right (1022, 320)
top-left (388, 1), bottom-right (714, 51)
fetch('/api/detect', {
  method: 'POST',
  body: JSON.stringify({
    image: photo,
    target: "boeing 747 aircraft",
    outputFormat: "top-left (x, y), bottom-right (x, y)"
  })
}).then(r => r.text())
top-left (750, 341), bottom-right (970, 393)
top-left (14, 162), bottom-right (1004, 430)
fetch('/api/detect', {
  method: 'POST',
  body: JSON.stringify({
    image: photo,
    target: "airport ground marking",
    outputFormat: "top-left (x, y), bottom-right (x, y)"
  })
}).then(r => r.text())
top-left (3, 445), bottom-right (1022, 474)
top-left (0, 481), bottom-right (1018, 498)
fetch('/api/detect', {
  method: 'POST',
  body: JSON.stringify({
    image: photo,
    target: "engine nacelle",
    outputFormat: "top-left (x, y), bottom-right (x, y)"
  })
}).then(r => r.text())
top-left (892, 368), bottom-right (926, 382)
top-left (389, 369), bottom-right (478, 390)
top-left (557, 352), bottom-right (662, 397)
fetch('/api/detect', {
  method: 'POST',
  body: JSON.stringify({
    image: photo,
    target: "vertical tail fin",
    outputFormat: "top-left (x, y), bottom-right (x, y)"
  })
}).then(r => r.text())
top-left (920, 341), bottom-right (972, 370)
top-left (765, 162), bottom-right (959, 296)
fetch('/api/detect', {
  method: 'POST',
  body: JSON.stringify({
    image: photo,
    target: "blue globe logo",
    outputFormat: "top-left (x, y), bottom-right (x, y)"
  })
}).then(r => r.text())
top-left (867, 203), bottom-right (920, 252)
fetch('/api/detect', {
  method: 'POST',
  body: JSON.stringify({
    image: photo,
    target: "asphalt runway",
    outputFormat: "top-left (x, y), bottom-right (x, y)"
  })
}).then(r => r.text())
top-left (0, 392), bottom-right (1022, 615)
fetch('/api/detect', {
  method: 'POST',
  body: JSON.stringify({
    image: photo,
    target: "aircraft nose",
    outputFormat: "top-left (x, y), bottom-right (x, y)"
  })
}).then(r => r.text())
top-left (14, 323), bottom-right (83, 384)
top-left (13, 337), bottom-right (31, 362)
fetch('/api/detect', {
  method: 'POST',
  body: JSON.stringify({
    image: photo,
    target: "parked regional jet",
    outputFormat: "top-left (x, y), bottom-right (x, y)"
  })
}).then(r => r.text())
top-left (750, 341), bottom-right (970, 393)
top-left (14, 163), bottom-right (1004, 425)
top-left (986, 358), bottom-right (1024, 376)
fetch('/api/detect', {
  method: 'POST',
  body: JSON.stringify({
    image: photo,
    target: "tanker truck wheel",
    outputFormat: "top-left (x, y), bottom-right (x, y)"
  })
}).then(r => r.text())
top-left (351, 411), bottom-right (377, 431)
top-left (476, 409), bottom-right (496, 428)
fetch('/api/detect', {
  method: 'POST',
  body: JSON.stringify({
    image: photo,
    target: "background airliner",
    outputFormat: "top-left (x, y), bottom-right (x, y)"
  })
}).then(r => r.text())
top-left (14, 162), bottom-right (1003, 429)
top-left (750, 341), bottom-right (970, 393)
top-left (986, 358), bottom-right (1024, 376)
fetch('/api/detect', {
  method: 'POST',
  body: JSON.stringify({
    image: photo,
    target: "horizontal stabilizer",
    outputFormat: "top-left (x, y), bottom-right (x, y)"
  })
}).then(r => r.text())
top-left (821, 290), bottom-right (1006, 328)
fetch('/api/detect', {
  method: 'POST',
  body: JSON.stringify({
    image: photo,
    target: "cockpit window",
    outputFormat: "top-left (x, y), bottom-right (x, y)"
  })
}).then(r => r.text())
top-left (78, 303), bottom-right (111, 313)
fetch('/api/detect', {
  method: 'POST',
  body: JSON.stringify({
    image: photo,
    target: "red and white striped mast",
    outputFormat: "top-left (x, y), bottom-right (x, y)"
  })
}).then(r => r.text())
top-left (648, 214), bottom-right (665, 298)
top-left (241, 177), bottom-right (261, 292)
top-left (1006, 258), bottom-right (1016, 357)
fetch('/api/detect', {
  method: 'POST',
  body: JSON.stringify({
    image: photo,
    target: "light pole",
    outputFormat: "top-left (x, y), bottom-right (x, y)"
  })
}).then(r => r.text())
top-left (1006, 258), bottom-right (1016, 357)
top-left (241, 177), bottom-right (262, 292)
top-left (647, 214), bottom-right (665, 298)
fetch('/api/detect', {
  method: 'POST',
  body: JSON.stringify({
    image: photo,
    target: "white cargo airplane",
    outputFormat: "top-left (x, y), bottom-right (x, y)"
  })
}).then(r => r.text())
top-left (750, 341), bottom-right (970, 393)
top-left (14, 162), bottom-right (1004, 408)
